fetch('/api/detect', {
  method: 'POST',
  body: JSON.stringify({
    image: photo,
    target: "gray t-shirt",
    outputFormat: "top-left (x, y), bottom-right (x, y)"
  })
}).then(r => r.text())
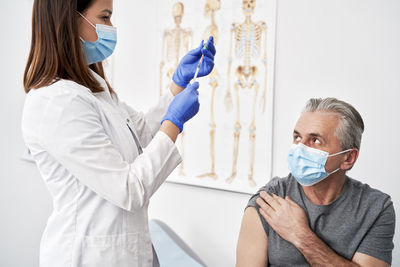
top-left (247, 175), bottom-right (395, 266)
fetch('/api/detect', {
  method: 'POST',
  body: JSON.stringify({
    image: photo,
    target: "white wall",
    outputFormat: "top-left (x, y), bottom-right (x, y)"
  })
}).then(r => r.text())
top-left (1, 0), bottom-right (399, 267)
top-left (0, 1), bottom-right (53, 267)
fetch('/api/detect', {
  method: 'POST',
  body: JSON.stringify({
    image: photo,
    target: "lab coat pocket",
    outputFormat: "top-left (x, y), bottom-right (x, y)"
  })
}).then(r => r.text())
top-left (82, 232), bottom-right (152, 267)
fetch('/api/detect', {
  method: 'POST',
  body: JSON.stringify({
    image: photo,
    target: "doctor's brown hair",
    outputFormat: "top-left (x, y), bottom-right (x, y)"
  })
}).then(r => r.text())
top-left (23, 0), bottom-right (114, 94)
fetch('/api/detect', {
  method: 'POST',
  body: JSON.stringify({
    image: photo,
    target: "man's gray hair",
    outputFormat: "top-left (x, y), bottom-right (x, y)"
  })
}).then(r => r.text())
top-left (303, 98), bottom-right (364, 150)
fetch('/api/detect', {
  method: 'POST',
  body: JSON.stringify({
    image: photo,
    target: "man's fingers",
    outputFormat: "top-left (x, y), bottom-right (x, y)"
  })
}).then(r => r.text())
top-left (271, 193), bottom-right (283, 203)
top-left (259, 207), bottom-right (272, 222)
top-left (260, 191), bottom-right (281, 210)
top-left (285, 195), bottom-right (297, 205)
top-left (272, 193), bottom-right (284, 205)
top-left (256, 196), bottom-right (275, 215)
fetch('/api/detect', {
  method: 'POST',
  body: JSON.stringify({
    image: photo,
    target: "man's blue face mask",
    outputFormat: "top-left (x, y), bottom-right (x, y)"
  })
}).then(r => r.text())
top-left (78, 12), bottom-right (117, 65)
top-left (288, 143), bottom-right (352, 186)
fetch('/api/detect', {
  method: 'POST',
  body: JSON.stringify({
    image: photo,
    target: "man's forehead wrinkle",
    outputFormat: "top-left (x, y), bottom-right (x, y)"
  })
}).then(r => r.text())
top-left (296, 112), bottom-right (340, 140)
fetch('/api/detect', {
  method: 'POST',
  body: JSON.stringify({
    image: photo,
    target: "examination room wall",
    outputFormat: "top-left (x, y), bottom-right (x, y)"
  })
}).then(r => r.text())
top-left (0, 0), bottom-right (399, 267)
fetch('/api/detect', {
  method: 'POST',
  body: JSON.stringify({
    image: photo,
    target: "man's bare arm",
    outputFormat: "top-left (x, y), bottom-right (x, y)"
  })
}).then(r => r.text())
top-left (236, 207), bottom-right (268, 267)
top-left (353, 252), bottom-right (389, 267)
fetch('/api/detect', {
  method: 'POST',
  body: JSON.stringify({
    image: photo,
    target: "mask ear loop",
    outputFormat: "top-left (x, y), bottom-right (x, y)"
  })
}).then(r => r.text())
top-left (77, 11), bottom-right (96, 28)
top-left (327, 167), bottom-right (341, 176)
top-left (328, 148), bottom-right (353, 157)
top-left (326, 149), bottom-right (353, 175)
top-left (76, 11), bottom-right (97, 43)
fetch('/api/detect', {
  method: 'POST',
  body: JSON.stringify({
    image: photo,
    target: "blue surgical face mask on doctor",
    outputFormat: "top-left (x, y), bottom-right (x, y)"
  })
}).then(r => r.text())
top-left (78, 12), bottom-right (117, 65)
top-left (288, 143), bottom-right (351, 186)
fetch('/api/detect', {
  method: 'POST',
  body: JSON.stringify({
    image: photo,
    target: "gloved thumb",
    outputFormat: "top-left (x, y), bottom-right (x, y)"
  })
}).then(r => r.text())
top-left (187, 82), bottom-right (199, 91)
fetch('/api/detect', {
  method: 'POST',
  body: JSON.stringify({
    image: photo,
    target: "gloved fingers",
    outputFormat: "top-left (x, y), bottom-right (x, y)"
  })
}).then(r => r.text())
top-left (188, 40), bottom-right (204, 57)
top-left (192, 100), bottom-right (200, 111)
top-left (201, 56), bottom-right (214, 71)
top-left (193, 86), bottom-right (199, 96)
top-left (201, 58), bottom-right (214, 71)
top-left (205, 36), bottom-right (216, 56)
top-left (198, 70), bottom-right (213, 78)
top-left (172, 70), bottom-right (188, 88)
top-left (201, 49), bottom-right (214, 61)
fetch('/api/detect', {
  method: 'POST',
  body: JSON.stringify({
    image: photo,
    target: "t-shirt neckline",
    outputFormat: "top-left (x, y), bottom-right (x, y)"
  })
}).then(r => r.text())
top-left (297, 176), bottom-right (350, 209)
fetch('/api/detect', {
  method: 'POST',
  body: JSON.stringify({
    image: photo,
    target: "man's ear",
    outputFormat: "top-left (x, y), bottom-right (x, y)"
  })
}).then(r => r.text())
top-left (341, 149), bottom-right (359, 171)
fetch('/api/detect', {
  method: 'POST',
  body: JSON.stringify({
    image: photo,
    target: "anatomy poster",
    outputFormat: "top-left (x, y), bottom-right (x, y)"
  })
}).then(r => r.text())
top-left (156, 0), bottom-right (276, 194)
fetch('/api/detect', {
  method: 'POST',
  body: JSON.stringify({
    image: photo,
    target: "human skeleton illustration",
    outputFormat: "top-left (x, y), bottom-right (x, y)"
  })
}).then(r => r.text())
top-left (224, 0), bottom-right (267, 186)
top-left (159, 2), bottom-right (192, 175)
top-left (197, 0), bottom-right (220, 180)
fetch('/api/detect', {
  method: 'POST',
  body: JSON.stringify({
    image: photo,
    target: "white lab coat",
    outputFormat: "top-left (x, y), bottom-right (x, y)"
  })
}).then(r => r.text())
top-left (21, 70), bottom-right (182, 267)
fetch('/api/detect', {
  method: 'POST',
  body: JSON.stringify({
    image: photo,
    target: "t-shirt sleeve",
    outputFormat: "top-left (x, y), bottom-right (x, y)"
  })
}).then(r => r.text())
top-left (356, 198), bottom-right (395, 264)
top-left (246, 178), bottom-right (280, 236)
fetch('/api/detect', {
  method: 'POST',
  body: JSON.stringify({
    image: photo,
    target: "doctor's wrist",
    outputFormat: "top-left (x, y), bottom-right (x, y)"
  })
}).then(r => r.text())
top-left (160, 120), bottom-right (180, 143)
top-left (170, 82), bottom-right (184, 96)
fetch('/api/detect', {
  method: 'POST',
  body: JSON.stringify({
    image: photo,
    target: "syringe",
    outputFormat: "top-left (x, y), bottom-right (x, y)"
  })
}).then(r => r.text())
top-left (190, 42), bottom-right (208, 84)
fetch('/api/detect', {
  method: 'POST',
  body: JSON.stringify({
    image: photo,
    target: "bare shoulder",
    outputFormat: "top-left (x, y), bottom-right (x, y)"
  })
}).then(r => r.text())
top-left (236, 207), bottom-right (268, 267)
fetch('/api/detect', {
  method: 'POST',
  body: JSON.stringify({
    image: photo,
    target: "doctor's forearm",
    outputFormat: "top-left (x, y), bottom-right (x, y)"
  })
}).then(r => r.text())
top-left (159, 120), bottom-right (180, 142)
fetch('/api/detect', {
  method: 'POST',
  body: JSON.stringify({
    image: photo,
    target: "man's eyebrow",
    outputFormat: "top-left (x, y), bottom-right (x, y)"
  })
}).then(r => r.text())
top-left (294, 130), bottom-right (324, 138)
top-left (309, 132), bottom-right (324, 139)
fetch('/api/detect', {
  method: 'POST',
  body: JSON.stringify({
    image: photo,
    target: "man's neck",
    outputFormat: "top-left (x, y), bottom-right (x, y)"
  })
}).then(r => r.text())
top-left (302, 173), bottom-right (347, 205)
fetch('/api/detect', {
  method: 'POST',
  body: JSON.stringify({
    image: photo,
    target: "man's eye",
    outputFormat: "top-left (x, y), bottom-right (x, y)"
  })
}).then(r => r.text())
top-left (313, 138), bottom-right (321, 144)
top-left (102, 16), bottom-right (109, 22)
top-left (294, 136), bottom-right (301, 142)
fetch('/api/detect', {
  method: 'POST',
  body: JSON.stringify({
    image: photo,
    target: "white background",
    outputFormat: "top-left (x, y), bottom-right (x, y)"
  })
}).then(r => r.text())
top-left (1, 0), bottom-right (399, 266)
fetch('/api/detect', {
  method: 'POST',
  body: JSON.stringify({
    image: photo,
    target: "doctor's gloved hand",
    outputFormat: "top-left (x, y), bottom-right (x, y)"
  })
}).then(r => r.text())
top-left (161, 82), bottom-right (200, 132)
top-left (172, 36), bottom-right (216, 88)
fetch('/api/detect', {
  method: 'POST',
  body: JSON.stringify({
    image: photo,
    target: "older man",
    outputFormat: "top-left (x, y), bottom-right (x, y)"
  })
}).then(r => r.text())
top-left (236, 98), bottom-right (395, 266)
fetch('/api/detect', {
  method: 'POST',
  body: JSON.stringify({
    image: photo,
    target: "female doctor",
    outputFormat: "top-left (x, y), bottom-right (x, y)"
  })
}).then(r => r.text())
top-left (21, 0), bottom-right (215, 266)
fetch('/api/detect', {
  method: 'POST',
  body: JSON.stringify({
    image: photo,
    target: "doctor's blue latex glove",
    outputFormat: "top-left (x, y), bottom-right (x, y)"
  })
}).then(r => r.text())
top-left (161, 82), bottom-right (200, 132)
top-left (172, 36), bottom-right (216, 88)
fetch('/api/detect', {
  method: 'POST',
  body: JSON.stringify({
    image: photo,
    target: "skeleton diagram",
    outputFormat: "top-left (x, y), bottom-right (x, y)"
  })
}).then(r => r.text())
top-left (197, 0), bottom-right (220, 180)
top-left (224, 0), bottom-right (267, 186)
top-left (159, 2), bottom-right (192, 175)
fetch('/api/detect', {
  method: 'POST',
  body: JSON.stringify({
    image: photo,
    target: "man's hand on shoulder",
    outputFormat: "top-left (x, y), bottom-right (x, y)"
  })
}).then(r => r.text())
top-left (256, 191), bottom-right (310, 246)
